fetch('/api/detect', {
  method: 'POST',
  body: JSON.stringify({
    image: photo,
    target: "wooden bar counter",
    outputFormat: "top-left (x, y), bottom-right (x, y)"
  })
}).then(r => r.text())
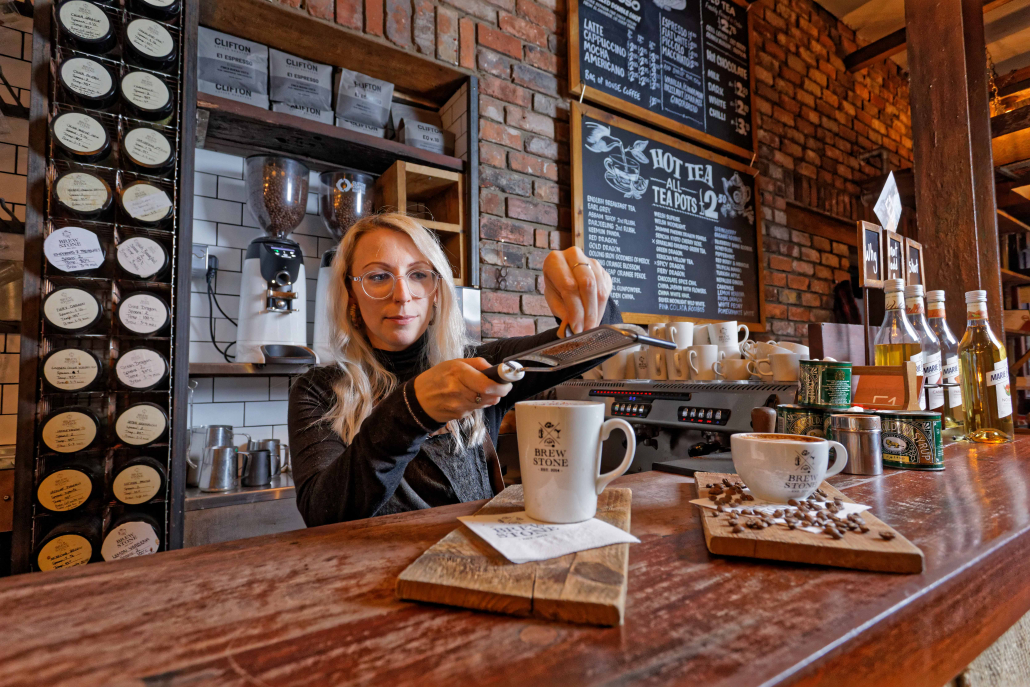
top-left (3, 438), bottom-right (1030, 687)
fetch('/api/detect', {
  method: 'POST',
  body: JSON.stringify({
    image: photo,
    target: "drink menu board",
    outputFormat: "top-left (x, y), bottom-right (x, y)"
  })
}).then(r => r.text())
top-left (570, 0), bottom-right (755, 158)
top-left (573, 103), bottom-right (764, 325)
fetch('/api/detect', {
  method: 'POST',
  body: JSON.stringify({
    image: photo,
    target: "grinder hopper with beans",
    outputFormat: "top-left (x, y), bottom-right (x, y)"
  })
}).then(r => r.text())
top-left (234, 155), bottom-right (319, 365)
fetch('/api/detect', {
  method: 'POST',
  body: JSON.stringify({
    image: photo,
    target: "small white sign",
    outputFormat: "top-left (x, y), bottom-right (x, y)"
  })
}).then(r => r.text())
top-left (873, 171), bottom-right (902, 234)
top-left (457, 511), bottom-right (639, 564)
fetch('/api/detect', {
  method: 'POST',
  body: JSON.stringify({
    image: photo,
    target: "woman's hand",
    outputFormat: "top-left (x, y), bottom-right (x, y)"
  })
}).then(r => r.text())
top-left (543, 246), bottom-right (613, 335)
top-left (413, 358), bottom-right (513, 424)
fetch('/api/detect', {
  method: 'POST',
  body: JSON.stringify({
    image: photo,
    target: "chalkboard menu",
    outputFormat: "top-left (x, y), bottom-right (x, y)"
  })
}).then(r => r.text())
top-left (573, 103), bottom-right (764, 325)
top-left (570, 0), bottom-right (756, 158)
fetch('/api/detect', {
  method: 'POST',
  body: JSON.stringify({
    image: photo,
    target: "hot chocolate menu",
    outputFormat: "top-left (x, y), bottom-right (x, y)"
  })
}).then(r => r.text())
top-left (574, 104), bottom-right (762, 323)
top-left (572, 0), bottom-right (754, 156)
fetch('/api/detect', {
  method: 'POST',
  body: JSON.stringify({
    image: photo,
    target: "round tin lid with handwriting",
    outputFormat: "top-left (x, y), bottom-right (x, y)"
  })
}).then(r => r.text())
top-left (129, 0), bottom-right (180, 19)
top-left (54, 171), bottom-right (113, 217)
top-left (43, 226), bottom-right (106, 272)
top-left (120, 71), bottom-right (173, 121)
top-left (117, 236), bottom-right (168, 279)
top-left (115, 346), bottom-right (167, 390)
top-left (115, 402), bottom-right (167, 446)
top-left (120, 181), bottom-right (173, 225)
top-left (37, 467), bottom-right (94, 512)
top-left (57, 0), bottom-right (115, 54)
top-left (102, 514), bottom-right (161, 561)
top-left (52, 111), bottom-right (109, 162)
top-left (41, 407), bottom-right (100, 453)
top-left (118, 291), bottom-right (169, 335)
top-left (124, 18), bottom-right (176, 70)
top-left (42, 286), bottom-right (102, 334)
top-left (36, 531), bottom-right (93, 571)
top-left (123, 126), bottom-right (173, 172)
top-left (58, 56), bottom-right (116, 108)
top-left (42, 347), bottom-right (102, 392)
top-left (112, 458), bottom-right (164, 504)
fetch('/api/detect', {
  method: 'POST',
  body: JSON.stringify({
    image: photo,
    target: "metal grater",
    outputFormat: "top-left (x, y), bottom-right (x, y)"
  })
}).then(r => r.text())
top-left (483, 325), bottom-right (674, 383)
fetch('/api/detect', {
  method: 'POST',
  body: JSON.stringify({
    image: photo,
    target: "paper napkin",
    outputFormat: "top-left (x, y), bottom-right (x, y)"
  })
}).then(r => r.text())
top-left (458, 511), bottom-right (640, 565)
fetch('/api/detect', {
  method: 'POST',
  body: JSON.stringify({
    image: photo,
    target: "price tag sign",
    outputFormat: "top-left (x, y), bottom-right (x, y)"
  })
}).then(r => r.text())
top-left (873, 171), bottom-right (902, 234)
top-left (857, 221), bottom-right (882, 288)
top-left (883, 230), bottom-right (906, 282)
top-left (905, 237), bottom-right (924, 287)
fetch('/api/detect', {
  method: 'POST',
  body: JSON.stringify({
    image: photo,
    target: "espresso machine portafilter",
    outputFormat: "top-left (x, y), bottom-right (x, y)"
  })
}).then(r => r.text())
top-left (234, 155), bottom-right (318, 365)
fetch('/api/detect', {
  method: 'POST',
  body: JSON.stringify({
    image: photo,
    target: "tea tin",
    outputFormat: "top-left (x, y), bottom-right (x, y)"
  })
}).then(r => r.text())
top-left (798, 360), bottom-right (853, 408)
top-left (775, 404), bottom-right (829, 437)
top-left (876, 410), bottom-right (943, 470)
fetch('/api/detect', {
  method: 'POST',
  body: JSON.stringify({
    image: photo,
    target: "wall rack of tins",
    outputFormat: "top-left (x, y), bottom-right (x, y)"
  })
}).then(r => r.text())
top-left (11, 0), bottom-right (195, 573)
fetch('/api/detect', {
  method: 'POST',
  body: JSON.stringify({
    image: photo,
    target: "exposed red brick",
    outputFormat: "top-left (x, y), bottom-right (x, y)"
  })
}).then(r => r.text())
top-left (483, 314), bottom-right (536, 337)
top-left (509, 151), bottom-right (557, 181)
top-left (522, 293), bottom-right (552, 316)
top-left (479, 141), bottom-right (506, 168)
top-left (443, 0), bottom-right (497, 21)
top-left (365, 0), bottom-right (383, 35)
top-left (516, 0), bottom-right (556, 31)
top-left (478, 23), bottom-right (522, 59)
top-left (385, 0), bottom-right (411, 47)
top-left (524, 43), bottom-right (557, 73)
top-left (412, 0), bottom-right (434, 54)
top-left (507, 197), bottom-right (557, 225)
top-left (481, 189), bottom-right (505, 216)
top-left (769, 255), bottom-right (793, 271)
top-left (481, 120), bottom-right (522, 149)
top-left (505, 106), bottom-right (553, 136)
top-left (459, 17), bottom-right (475, 68)
top-left (481, 216), bottom-right (535, 245)
top-left (480, 75), bottom-right (532, 107)
top-left (480, 166), bottom-right (532, 195)
top-left (533, 179), bottom-right (559, 203)
top-left (308, 0), bottom-right (333, 19)
top-left (336, 0), bottom-right (362, 29)
top-left (499, 12), bottom-right (546, 47)
top-left (435, 6), bottom-right (458, 64)
top-left (482, 290), bottom-right (521, 314)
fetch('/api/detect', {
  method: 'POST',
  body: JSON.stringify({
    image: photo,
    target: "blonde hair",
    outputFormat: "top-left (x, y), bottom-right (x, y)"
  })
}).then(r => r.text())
top-left (322, 213), bottom-right (486, 453)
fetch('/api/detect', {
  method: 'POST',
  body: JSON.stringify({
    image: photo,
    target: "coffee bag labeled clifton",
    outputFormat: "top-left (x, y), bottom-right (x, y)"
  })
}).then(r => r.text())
top-left (269, 48), bottom-right (332, 111)
top-left (197, 27), bottom-right (269, 108)
top-left (334, 68), bottom-right (393, 129)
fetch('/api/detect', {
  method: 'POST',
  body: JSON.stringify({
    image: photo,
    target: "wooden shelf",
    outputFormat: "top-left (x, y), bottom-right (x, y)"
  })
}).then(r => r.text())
top-left (197, 94), bottom-right (464, 175)
top-left (188, 363), bottom-right (312, 377)
top-left (1001, 268), bottom-right (1030, 286)
top-left (421, 219), bottom-right (462, 234)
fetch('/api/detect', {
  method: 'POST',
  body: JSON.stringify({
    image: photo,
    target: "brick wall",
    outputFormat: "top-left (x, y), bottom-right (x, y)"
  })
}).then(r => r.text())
top-left (275, 0), bottom-right (912, 344)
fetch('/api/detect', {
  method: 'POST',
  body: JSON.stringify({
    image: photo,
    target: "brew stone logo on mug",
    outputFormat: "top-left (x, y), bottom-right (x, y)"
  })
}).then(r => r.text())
top-left (786, 449), bottom-right (820, 492)
top-left (534, 421), bottom-right (567, 470)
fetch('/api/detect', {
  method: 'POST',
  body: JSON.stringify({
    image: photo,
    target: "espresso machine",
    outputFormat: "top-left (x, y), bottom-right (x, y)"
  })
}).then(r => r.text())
top-left (235, 155), bottom-right (317, 364)
top-left (313, 169), bottom-right (375, 363)
top-left (554, 379), bottom-right (797, 475)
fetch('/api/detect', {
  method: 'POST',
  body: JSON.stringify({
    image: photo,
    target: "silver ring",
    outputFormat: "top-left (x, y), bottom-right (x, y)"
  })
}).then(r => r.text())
top-left (570, 262), bottom-right (592, 269)
top-left (475, 395), bottom-right (482, 404)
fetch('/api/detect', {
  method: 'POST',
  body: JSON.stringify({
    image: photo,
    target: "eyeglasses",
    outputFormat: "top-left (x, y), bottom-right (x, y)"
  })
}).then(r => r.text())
top-left (350, 268), bottom-right (441, 300)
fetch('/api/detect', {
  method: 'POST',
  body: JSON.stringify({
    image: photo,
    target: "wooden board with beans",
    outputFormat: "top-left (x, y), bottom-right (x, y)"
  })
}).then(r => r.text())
top-left (695, 472), bottom-right (924, 574)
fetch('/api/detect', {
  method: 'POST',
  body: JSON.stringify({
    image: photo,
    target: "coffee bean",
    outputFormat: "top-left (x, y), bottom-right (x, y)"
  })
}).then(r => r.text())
top-left (830, 530), bottom-right (843, 540)
top-left (732, 525), bottom-right (744, 534)
top-left (787, 499), bottom-right (799, 507)
top-left (860, 526), bottom-right (870, 533)
top-left (880, 531), bottom-right (896, 541)
top-left (717, 505), bottom-right (726, 512)
top-left (773, 509), bottom-right (784, 518)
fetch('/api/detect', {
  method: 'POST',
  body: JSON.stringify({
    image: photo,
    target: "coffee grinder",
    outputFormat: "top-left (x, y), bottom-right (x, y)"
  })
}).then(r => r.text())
top-left (235, 155), bottom-right (317, 364)
top-left (313, 169), bottom-right (374, 363)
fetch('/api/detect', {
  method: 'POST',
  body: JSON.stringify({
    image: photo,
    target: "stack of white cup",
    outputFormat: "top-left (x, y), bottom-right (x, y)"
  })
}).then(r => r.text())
top-left (741, 340), bottom-right (811, 382)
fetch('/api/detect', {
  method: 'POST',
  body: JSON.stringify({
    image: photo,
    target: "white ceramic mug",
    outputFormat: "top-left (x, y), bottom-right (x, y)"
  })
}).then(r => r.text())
top-left (752, 352), bottom-right (802, 382)
top-left (710, 321), bottom-right (749, 346)
top-left (515, 400), bottom-right (636, 523)
top-left (664, 322), bottom-right (693, 349)
top-left (631, 346), bottom-right (649, 379)
top-left (776, 342), bottom-right (811, 359)
top-left (646, 347), bottom-right (667, 380)
top-left (663, 322), bottom-right (693, 380)
top-left (718, 344), bottom-right (742, 360)
top-left (741, 340), bottom-right (783, 361)
top-left (730, 433), bottom-right (848, 503)
top-left (688, 345), bottom-right (719, 381)
top-left (665, 349), bottom-right (690, 380)
top-left (601, 350), bottom-right (630, 380)
top-left (714, 357), bottom-right (752, 381)
top-left (693, 324), bottom-right (712, 345)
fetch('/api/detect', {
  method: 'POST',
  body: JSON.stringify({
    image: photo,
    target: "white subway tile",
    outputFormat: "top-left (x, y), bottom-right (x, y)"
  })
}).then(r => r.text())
top-left (190, 377), bottom-right (213, 403)
top-left (308, 169), bottom-right (322, 191)
top-left (294, 212), bottom-right (331, 238)
top-left (0, 414), bottom-right (15, 444)
top-left (193, 219), bottom-right (217, 245)
top-left (235, 425), bottom-right (274, 441)
top-left (5, 334), bottom-right (16, 353)
top-left (189, 340), bottom-right (227, 364)
top-left (270, 377), bottom-right (289, 401)
top-left (192, 402), bottom-right (245, 427)
top-left (191, 275), bottom-right (207, 294)
top-left (194, 172), bottom-right (218, 198)
top-left (272, 424), bottom-right (290, 441)
top-left (195, 148), bottom-right (243, 178)
top-left (1, 383), bottom-right (16, 414)
top-left (218, 176), bottom-right (248, 203)
top-left (317, 237), bottom-right (337, 255)
top-left (206, 293), bottom-right (240, 320)
top-left (240, 203), bottom-right (261, 229)
top-left (195, 195), bottom-right (243, 224)
top-left (217, 223), bottom-right (262, 250)
top-left (244, 400), bottom-right (290, 426)
top-left (214, 269), bottom-right (242, 296)
top-left (214, 376), bottom-right (269, 402)
top-left (190, 316), bottom-right (236, 344)
top-left (190, 292), bottom-right (210, 318)
top-left (305, 192), bottom-right (318, 214)
top-left (208, 244), bottom-right (243, 271)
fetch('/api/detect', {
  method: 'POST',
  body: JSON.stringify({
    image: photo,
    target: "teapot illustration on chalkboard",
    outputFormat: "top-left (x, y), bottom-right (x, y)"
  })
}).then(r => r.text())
top-left (585, 123), bottom-right (650, 199)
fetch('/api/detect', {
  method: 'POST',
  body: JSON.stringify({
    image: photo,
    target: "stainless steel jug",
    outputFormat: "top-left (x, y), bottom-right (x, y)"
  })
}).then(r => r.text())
top-left (240, 449), bottom-right (276, 488)
top-left (198, 446), bottom-right (239, 492)
top-left (249, 438), bottom-right (290, 474)
top-left (187, 425), bottom-right (251, 487)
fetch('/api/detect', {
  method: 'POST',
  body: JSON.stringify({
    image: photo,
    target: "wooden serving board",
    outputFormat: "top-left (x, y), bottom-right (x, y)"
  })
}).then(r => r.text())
top-left (695, 472), bottom-right (924, 573)
top-left (397, 485), bottom-right (631, 626)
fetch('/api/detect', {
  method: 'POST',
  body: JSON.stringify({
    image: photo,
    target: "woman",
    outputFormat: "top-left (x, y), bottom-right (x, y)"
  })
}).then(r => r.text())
top-left (288, 213), bottom-right (622, 526)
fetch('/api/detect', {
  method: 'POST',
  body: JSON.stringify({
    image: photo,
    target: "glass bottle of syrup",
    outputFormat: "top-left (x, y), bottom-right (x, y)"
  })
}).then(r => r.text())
top-left (927, 290), bottom-right (966, 440)
top-left (874, 279), bottom-right (923, 380)
top-left (905, 284), bottom-right (941, 412)
top-left (958, 290), bottom-right (1014, 443)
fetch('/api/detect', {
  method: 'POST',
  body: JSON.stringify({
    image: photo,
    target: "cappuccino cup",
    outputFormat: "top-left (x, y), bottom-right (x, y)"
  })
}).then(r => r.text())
top-left (730, 433), bottom-right (848, 503)
top-left (515, 401), bottom-right (636, 523)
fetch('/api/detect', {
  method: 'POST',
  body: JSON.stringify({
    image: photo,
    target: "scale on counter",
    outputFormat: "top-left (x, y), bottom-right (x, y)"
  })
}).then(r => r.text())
top-left (555, 379), bottom-right (798, 475)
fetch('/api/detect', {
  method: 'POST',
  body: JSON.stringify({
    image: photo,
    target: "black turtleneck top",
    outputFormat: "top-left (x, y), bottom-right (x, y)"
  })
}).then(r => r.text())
top-left (288, 300), bottom-right (622, 526)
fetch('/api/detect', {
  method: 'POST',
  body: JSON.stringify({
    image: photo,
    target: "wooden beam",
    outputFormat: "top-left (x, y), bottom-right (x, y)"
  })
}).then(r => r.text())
top-left (993, 128), bottom-right (1030, 167)
top-left (992, 105), bottom-right (1030, 138)
top-left (906, 0), bottom-right (1004, 335)
top-left (846, 0), bottom-right (1018, 73)
top-left (997, 65), bottom-right (1030, 92)
top-left (785, 201), bottom-right (858, 247)
top-left (998, 209), bottom-right (1030, 234)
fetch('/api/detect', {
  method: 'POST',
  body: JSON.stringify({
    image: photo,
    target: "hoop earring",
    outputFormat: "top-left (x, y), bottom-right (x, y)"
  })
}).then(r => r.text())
top-left (349, 303), bottom-right (363, 328)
